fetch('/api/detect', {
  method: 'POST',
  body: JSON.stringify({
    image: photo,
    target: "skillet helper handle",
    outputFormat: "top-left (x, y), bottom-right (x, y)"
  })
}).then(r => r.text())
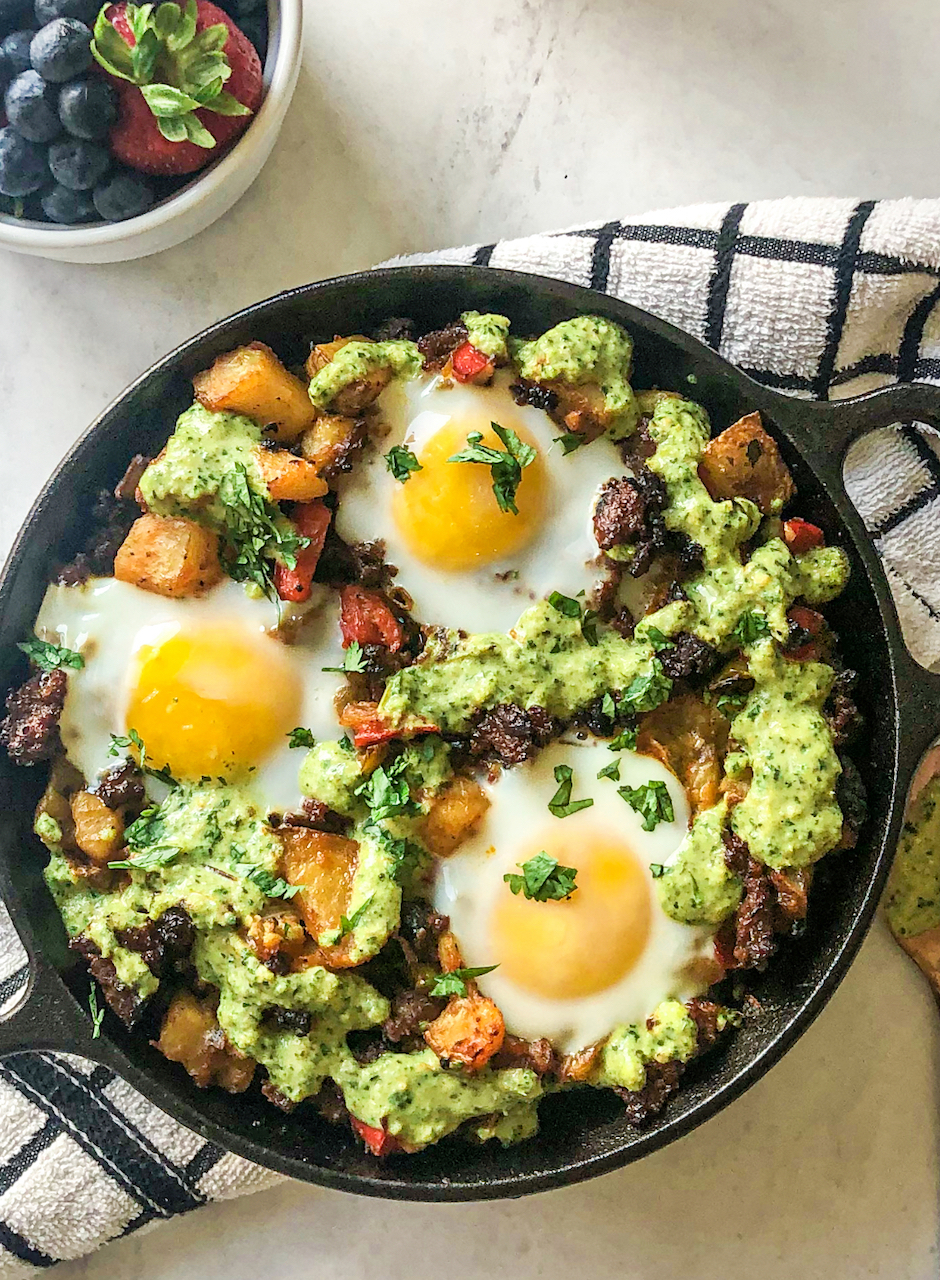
top-left (817, 379), bottom-right (940, 457)
top-left (0, 949), bottom-right (105, 1060)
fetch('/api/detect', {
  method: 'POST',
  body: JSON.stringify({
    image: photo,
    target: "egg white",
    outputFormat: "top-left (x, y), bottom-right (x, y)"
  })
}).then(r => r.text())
top-left (334, 371), bottom-right (632, 633)
top-left (433, 739), bottom-right (715, 1054)
top-left (33, 576), bottom-right (348, 813)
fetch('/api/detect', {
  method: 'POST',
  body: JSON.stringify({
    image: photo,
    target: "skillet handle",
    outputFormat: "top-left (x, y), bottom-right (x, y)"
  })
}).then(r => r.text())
top-left (0, 946), bottom-right (107, 1061)
top-left (810, 379), bottom-right (940, 459)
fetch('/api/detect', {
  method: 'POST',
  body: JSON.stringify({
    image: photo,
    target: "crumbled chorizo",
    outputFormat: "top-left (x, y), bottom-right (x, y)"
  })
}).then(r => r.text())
top-left (70, 935), bottom-right (144, 1027)
top-left (723, 830), bottom-right (776, 969)
top-left (0, 668), bottom-right (67, 765)
top-left (593, 476), bottom-right (649, 550)
top-left (469, 703), bottom-right (557, 766)
top-left (658, 632), bottom-right (720, 683)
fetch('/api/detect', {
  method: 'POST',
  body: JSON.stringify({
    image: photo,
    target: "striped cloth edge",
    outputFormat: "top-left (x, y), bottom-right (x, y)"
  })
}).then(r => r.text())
top-left (1, 194), bottom-right (939, 1274)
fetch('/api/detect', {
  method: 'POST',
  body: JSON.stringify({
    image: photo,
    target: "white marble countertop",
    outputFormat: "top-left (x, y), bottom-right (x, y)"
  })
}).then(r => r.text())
top-left (1, 0), bottom-right (939, 1274)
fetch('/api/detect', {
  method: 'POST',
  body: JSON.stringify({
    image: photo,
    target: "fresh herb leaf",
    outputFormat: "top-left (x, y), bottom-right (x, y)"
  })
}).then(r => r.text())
top-left (553, 431), bottom-right (586, 455)
top-left (337, 734), bottom-right (355, 753)
top-left (356, 759), bottom-right (416, 823)
top-left (649, 863), bottom-right (667, 878)
top-left (447, 421), bottom-right (536, 515)
top-left (608, 724), bottom-right (638, 751)
top-left (504, 851), bottom-right (579, 902)
top-left (733, 610), bottom-right (771, 646)
top-left (597, 759), bottom-right (621, 781)
top-left (547, 764), bottom-right (594, 818)
top-left (288, 727), bottom-right (316, 749)
top-left (218, 463), bottom-right (308, 602)
top-left (385, 444), bottom-right (422, 482)
top-left (339, 895), bottom-right (374, 938)
top-left (88, 983), bottom-right (104, 1038)
top-left (372, 826), bottom-right (422, 884)
top-left (430, 965), bottom-right (499, 998)
top-left (107, 729), bottom-right (178, 788)
top-left (601, 692), bottom-right (617, 720)
top-left (548, 591), bottom-right (581, 618)
top-left (620, 659), bottom-right (673, 713)
top-left (18, 638), bottom-right (84, 671)
top-left (642, 626), bottom-right (675, 651)
top-left (108, 845), bottom-right (181, 871)
top-left (322, 640), bottom-right (367, 674)
top-left (715, 690), bottom-right (749, 718)
top-left (237, 864), bottom-right (300, 899)
top-left (618, 779), bottom-right (675, 831)
top-left (580, 608), bottom-right (599, 647)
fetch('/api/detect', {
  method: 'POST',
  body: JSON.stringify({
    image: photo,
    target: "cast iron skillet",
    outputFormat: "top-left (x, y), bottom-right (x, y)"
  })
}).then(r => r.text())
top-left (1, 266), bottom-right (939, 1200)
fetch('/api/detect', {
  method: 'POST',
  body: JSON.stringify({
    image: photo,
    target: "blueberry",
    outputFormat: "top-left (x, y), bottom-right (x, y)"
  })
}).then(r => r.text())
top-left (92, 170), bottom-right (153, 221)
top-left (1, 27), bottom-right (34, 73)
top-left (58, 74), bottom-right (116, 138)
top-left (40, 179), bottom-right (94, 221)
top-left (34, 0), bottom-right (97, 22)
top-left (0, 124), bottom-right (46, 194)
top-left (0, 0), bottom-right (33, 39)
top-left (48, 135), bottom-right (108, 187)
top-left (238, 13), bottom-right (266, 59)
top-left (5, 68), bottom-right (60, 140)
top-left (30, 16), bottom-right (90, 81)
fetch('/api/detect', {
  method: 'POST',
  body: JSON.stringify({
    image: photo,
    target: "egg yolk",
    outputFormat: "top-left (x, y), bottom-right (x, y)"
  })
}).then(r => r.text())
top-left (391, 417), bottom-right (547, 571)
top-left (491, 830), bottom-right (652, 999)
top-left (125, 622), bottom-right (302, 780)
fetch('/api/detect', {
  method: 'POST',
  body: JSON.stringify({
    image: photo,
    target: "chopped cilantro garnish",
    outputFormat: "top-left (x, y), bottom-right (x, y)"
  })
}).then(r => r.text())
top-left (236, 864), bottom-right (301, 899)
top-left (88, 983), bottom-right (104, 1038)
top-left (618, 779), bottom-right (675, 831)
top-left (597, 759), bottom-right (621, 781)
top-left (715, 690), bottom-right (749, 718)
top-left (18, 638), bottom-right (84, 671)
top-left (385, 444), bottom-right (423, 482)
top-left (548, 591), bottom-right (581, 618)
top-left (108, 729), bottom-right (178, 789)
top-left (620, 659), bottom-right (672, 713)
top-left (547, 764), bottom-right (594, 818)
top-left (733, 610), bottom-right (771, 646)
top-left (339, 894), bottom-right (374, 938)
top-left (608, 724), bottom-right (638, 751)
top-left (218, 463), bottom-right (308, 602)
top-left (447, 421), bottom-right (536, 515)
top-left (601, 691), bottom-right (617, 720)
top-left (322, 641), bottom-right (367, 674)
top-left (288, 727), bottom-right (316, 749)
top-left (373, 826), bottom-right (422, 884)
top-left (108, 844), bottom-right (180, 872)
top-left (649, 863), bottom-right (667, 879)
top-left (642, 626), bottom-right (675, 651)
top-left (430, 965), bottom-right (499, 998)
top-left (504, 851), bottom-right (578, 901)
top-left (356, 758), bottom-right (416, 824)
top-left (553, 431), bottom-right (586, 455)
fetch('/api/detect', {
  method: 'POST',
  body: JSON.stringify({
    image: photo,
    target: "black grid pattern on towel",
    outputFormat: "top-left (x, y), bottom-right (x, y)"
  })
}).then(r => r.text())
top-left (2, 198), bottom-right (940, 1274)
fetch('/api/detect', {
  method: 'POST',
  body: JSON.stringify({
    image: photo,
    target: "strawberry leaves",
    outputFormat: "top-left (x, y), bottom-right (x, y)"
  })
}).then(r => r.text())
top-left (91, 0), bottom-right (251, 149)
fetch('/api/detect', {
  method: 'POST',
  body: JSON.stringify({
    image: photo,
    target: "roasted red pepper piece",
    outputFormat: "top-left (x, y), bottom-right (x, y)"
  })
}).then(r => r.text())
top-left (350, 1115), bottom-right (405, 1156)
top-left (273, 500), bottom-right (331, 603)
top-left (785, 604), bottom-right (825, 661)
top-left (783, 518), bottom-right (825, 555)
top-left (451, 341), bottom-right (494, 384)
top-left (339, 699), bottom-right (438, 749)
top-left (339, 585), bottom-right (405, 652)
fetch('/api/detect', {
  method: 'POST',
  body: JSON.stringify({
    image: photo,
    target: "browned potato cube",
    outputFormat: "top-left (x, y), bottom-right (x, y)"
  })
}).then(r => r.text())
top-left (255, 448), bottom-right (328, 502)
top-left (305, 336), bottom-right (392, 414)
top-left (156, 990), bottom-right (255, 1092)
top-left (278, 827), bottom-right (358, 942)
top-left (544, 380), bottom-right (611, 440)
top-left (193, 342), bottom-right (315, 442)
top-left (246, 909), bottom-right (307, 968)
top-left (637, 692), bottom-right (728, 817)
top-left (70, 790), bottom-right (124, 864)
top-left (424, 994), bottom-right (505, 1072)
top-left (298, 414), bottom-right (363, 478)
top-left (421, 777), bottom-right (490, 857)
top-left (699, 412), bottom-right (796, 515)
top-left (114, 515), bottom-right (224, 598)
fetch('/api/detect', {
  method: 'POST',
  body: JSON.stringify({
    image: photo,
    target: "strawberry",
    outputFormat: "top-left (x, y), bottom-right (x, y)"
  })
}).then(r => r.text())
top-left (91, 0), bottom-right (262, 175)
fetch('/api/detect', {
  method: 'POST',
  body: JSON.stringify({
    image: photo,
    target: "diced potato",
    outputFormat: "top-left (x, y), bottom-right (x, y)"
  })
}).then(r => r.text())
top-left (305, 336), bottom-right (392, 414)
top-left (437, 929), bottom-right (464, 974)
top-left (155, 990), bottom-right (255, 1092)
top-left (699, 412), bottom-right (796, 515)
top-left (255, 448), bottom-right (328, 502)
top-left (114, 514), bottom-right (223, 598)
top-left (70, 790), bottom-right (124, 864)
top-left (193, 342), bottom-right (315, 442)
top-left (637, 693), bottom-right (728, 817)
top-left (558, 1042), bottom-right (602, 1084)
top-left (544, 379), bottom-right (611, 439)
top-left (278, 827), bottom-right (358, 942)
top-left (298, 414), bottom-right (363, 478)
top-left (421, 777), bottom-right (490, 857)
top-left (246, 910), bottom-right (308, 968)
top-left (424, 994), bottom-right (505, 1072)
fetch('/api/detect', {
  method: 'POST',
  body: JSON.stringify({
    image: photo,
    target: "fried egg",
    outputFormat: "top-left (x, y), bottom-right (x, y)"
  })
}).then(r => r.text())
top-left (335, 371), bottom-right (631, 632)
top-left (33, 576), bottom-right (347, 812)
top-left (433, 739), bottom-right (715, 1054)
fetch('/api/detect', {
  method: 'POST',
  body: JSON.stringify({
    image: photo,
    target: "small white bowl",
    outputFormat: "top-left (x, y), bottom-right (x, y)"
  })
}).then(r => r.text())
top-left (0, 0), bottom-right (302, 263)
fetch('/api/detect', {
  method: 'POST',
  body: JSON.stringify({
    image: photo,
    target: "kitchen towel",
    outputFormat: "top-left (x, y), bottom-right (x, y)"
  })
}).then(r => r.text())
top-left (1, 195), bottom-right (939, 1275)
